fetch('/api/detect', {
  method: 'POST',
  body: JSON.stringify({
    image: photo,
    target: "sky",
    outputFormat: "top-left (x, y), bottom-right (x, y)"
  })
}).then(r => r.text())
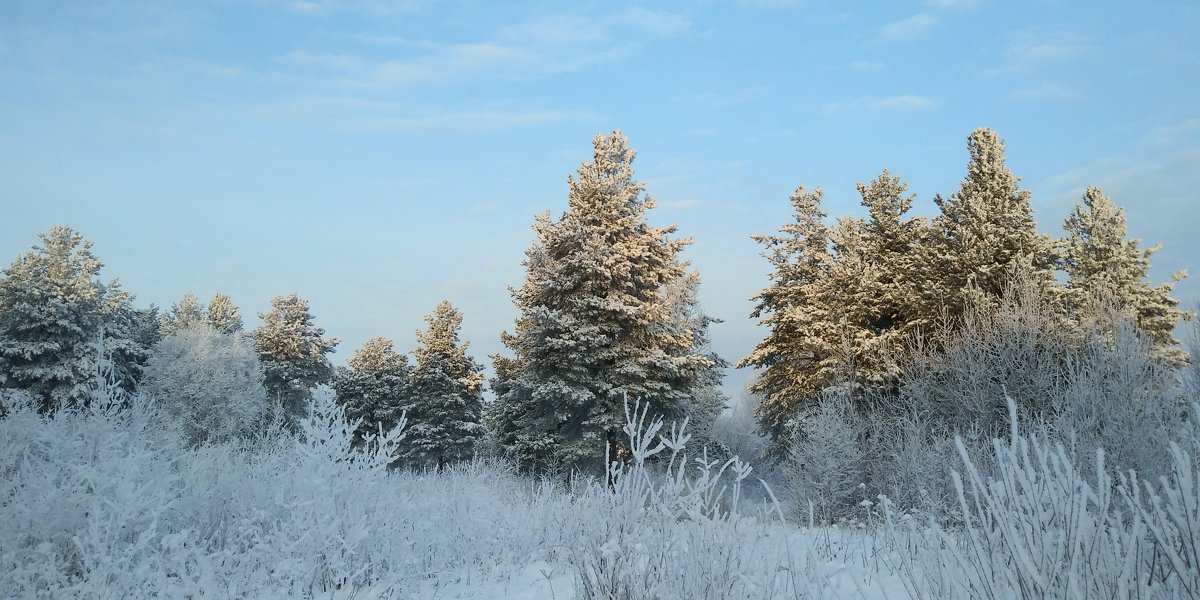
top-left (1, 0), bottom-right (1198, 400)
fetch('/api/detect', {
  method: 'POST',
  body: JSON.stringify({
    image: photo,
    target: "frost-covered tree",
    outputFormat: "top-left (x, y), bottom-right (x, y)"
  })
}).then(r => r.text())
top-left (738, 186), bottom-right (836, 440)
top-left (0, 226), bottom-right (141, 412)
top-left (207, 293), bottom-right (244, 335)
top-left (661, 271), bottom-right (728, 446)
top-left (924, 128), bottom-right (1056, 318)
top-left (140, 324), bottom-right (268, 445)
top-left (741, 175), bottom-right (927, 442)
top-left (1060, 186), bottom-right (1190, 362)
top-left (160, 292), bottom-right (206, 337)
top-left (403, 301), bottom-right (485, 469)
top-left (333, 336), bottom-right (410, 450)
top-left (492, 131), bottom-right (712, 472)
top-left (253, 292), bottom-right (338, 430)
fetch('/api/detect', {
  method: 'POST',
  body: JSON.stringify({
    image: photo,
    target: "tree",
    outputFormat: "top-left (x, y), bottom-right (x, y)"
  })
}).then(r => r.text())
top-left (403, 301), bottom-right (485, 469)
top-left (1060, 186), bottom-right (1191, 362)
top-left (140, 324), bottom-right (268, 445)
top-left (492, 131), bottom-right (711, 473)
top-left (161, 292), bottom-right (206, 336)
top-left (0, 226), bottom-right (141, 412)
top-left (738, 186), bottom-right (835, 440)
top-left (924, 128), bottom-right (1056, 319)
top-left (253, 292), bottom-right (338, 430)
top-left (207, 293), bottom-right (244, 334)
top-left (333, 337), bottom-right (410, 450)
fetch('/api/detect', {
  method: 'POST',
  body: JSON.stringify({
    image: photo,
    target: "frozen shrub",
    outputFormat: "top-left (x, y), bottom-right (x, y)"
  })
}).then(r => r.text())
top-left (140, 324), bottom-right (268, 445)
top-left (784, 387), bottom-right (866, 524)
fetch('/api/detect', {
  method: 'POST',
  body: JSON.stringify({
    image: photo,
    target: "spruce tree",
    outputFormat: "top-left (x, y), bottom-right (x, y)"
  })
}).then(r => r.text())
top-left (161, 292), bottom-right (206, 336)
top-left (925, 128), bottom-right (1055, 318)
top-left (492, 131), bottom-right (711, 472)
top-left (1060, 186), bottom-right (1191, 361)
top-left (207, 293), bottom-right (244, 334)
top-left (738, 186), bottom-right (834, 440)
top-left (253, 292), bottom-right (338, 430)
top-left (403, 301), bottom-right (485, 469)
top-left (0, 226), bottom-right (139, 412)
top-left (333, 337), bottom-right (411, 449)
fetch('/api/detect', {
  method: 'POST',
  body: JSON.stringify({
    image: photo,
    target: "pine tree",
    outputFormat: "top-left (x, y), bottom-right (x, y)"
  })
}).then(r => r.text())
top-left (253, 292), bottom-right (338, 430)
top-left (207, 293), bottom-right (244, 334)
top-left (492, 131), bottom-right (711, 472)
top-left (403, 301), bottom-right (485, 469)
top-left (1060, 186), bottom-right (1191, 362)
top-left (333, 336), bottom-right (411, 449)
top-left (141, 324), bottom-right (268, 445)
top-left (925, 128), bottom-right (1056, 319)
top-left (661, 271), bottom-right (728, 445)
top-left (738, 186), bottom-right (835, 440)
top-left (0, 226), bottom-right (139, 412)
top-left (161, 292), bottom-right (207, 336)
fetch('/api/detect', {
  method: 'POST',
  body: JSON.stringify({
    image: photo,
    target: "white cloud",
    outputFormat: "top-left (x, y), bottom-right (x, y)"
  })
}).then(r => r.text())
top-left (881, 13), bottom-right (939, 41)
top-left (994, 30), bottom-right (1092, 73)
top-left (1009, 81), bottom-right (1081, 102)
top-left (823, 95), bottom-right (938, 113)
top-left (663, 199), bottom-right (704, 210)
top-left (270, 0), bottom-right (424, 16)
top-left (258, 96), bottom-right (582, 132)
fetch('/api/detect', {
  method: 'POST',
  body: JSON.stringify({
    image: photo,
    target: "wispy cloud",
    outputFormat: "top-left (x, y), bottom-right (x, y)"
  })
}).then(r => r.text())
top-left (270, 0), bottom-right (424, 17)
top-left (258, 96), bottom-right (582, 132)
top-left (662, 199), bottom-right (704, 210)
top-left (925, 0), bottom-right (980, 9)
top-left (1009, 81), bottom-right (1081, 102)
top-left (881, 13), bottom-right (939, 41)
top-left (992, 30), bottom-right (1093, 73)
top-left (849, 60), bottom-right (885, 71)
top-left (825, 95), bottom-right (939, 113)
top-left (679, 85), bottom-right (772, 109)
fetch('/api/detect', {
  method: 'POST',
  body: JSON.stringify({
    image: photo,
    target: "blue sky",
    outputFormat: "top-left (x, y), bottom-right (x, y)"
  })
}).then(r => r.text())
top-left (2, 0), bottom-right (1198, 399)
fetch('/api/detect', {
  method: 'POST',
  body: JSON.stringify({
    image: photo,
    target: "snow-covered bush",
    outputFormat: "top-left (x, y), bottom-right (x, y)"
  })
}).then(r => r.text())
top-left (140, 324), bottom-right (268, 445)
top-left (885, 396), bottom-right (1200, 599)
top-left (785, 388), bottom-right (867, 524)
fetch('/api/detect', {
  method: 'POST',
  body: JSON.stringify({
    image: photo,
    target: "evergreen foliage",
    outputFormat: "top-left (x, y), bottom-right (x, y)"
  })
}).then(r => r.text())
top-left (403, 300), bottom-right (485, 469)
top-left (333, 336), bottom-right (411, 450)
top-left (1060, 186), bottom-right (1191, 362)
top-left (207, 292), bottom-right (244, 334)
top-left (924, 127), bottom-right (1056, 316)
top-left (161, 292), bottom-right (207, 337)
top-left (0, 226), bottom-right (142, 412)
top-left (253, 292), bottom-right (338, 430)
top-left (492, 131), bottom-right (714, 473)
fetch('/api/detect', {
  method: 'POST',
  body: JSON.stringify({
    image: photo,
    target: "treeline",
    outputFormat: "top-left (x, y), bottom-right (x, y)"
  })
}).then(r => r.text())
top-left (0, 127), bottom-right (1192, 482)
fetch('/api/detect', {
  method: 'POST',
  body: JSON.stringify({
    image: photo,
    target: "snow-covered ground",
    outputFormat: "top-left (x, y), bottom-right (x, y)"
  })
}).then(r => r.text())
top-left (3, 388), bottom-right (1198, 599)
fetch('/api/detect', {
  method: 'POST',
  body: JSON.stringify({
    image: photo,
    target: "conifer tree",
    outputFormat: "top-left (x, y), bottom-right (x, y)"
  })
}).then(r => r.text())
top-left (1060, 186), bottom-right (1191, 361)
top-left (333, 336), bottom-right (411, 449)
top-left (253, 292), bottom-right (338, 429)
top-left (207, 293), bottom-right (243, 334)
top-left (0, 226), bottom-right (140, 412)
top-left (403, 301), bottom-right (485, 469)
top-left (492, 131), bottom-right (711, 472)
top-left (161, 292), bottom-right (206, 336)
top-left (924, 128), bottom-right (1055, 318)
top-left (738, 186), bottom-right (834, 440)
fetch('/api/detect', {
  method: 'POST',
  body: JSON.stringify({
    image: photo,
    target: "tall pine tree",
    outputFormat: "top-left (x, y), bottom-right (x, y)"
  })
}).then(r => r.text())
top-left (253, 292), bottom-right (338, 430)
top-left (402, 301), bottom-right (485, 469)
top-left (1060, 186), bottom-right (1191, 362)
top-left (333, 337), bottom-right (411, 449)
top-left (161, 292), bottom-right (207, 336)
top-left (0, 226), bottom-right (142, 412)
top-left (738, 186), bottom-right (835, 440)
top-left (207, 293), bottom-right (244, 334)
top-left (492, 131), bottom-right (712, 473)
top-left (924, 128), bottom-right (1055, 319)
